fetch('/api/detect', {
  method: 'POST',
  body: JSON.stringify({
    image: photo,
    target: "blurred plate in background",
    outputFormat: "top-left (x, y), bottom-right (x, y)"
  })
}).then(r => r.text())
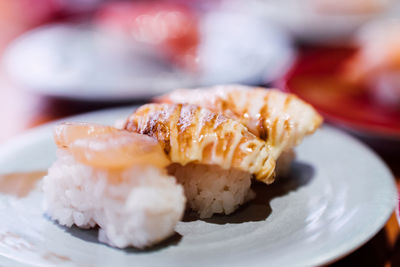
top-left (2, 24), bottom-right (194, 101)
top-left (3, 11), bottom-right (294, 101)
top-left (196, 11), bottom-right (295, 85)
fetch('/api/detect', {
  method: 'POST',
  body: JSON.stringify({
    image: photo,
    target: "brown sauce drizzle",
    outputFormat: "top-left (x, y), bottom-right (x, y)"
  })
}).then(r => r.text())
top-left (0, 171), bottom-right (47, 198)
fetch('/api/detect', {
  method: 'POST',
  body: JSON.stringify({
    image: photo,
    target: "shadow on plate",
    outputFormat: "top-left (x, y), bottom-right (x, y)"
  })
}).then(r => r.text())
top-left (50, 219), bottom-right (182, 253)
top-left (183, 161), bottom-right (315, 224)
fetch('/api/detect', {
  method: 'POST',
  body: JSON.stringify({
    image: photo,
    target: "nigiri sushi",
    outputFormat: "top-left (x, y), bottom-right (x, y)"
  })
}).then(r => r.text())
top-left (122, 103), bottom-right (276, 218)
top-left (43, 123), bottom-right (185, 248)
top-left (157, 85), bottom-right (323, 160)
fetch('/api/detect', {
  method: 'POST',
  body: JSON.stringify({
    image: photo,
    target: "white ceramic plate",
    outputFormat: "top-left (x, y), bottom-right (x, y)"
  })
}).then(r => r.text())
top-left (0, 107), bottom-right (396, 267)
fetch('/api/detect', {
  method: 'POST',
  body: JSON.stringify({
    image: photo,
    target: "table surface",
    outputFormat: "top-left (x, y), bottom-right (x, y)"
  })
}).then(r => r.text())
top-left (1, 75), bottom-right (399, 267)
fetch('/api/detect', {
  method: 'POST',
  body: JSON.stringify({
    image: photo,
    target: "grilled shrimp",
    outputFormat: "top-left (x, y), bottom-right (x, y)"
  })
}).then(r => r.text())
top-left (54, 122), bottom-right (170, 170)
top-left (157, 85), bottom-right (323, 159)
top-left (122, 103), bottom-right (276, 184)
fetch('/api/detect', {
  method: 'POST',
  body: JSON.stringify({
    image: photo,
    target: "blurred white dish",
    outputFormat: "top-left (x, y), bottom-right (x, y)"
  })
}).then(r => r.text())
top-left (3, 16), bottom-right (294, 101)
top-left (2, 24), bottom-right (194, 101)
top-left (197, 11), bottom-right (295, 85)
top-left (0, 106), bottom-right (396, 266)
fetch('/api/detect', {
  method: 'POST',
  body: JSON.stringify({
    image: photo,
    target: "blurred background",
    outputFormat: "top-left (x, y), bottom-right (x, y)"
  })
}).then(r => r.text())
top-left (1, 0), bottom-right (400, 265)
top-left (1, 0), bottom-right (400, 144)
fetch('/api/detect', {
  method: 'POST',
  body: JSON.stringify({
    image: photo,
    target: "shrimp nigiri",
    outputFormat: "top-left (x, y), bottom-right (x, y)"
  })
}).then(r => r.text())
top-left (43, 123), bottom-right (185, 248)
top-left (121, 103), bottom-right (276, 218)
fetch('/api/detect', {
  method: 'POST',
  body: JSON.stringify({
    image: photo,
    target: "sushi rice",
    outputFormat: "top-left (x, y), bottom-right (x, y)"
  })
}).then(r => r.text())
top-left (43, 150), bottom-right (185, 249)
top-left (168, 163), bottom-right (255, 219)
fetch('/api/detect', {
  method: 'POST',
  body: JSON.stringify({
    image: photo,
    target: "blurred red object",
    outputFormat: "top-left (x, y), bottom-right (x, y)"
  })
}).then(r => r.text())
top-left (0, 0), bottom-right (59, 52)
top-left (95, 1), bottom-right (199, 71)
top-left (277, 46), bottom-right (400, 139)
top-left (340, 19), bottom-right (400, 108)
